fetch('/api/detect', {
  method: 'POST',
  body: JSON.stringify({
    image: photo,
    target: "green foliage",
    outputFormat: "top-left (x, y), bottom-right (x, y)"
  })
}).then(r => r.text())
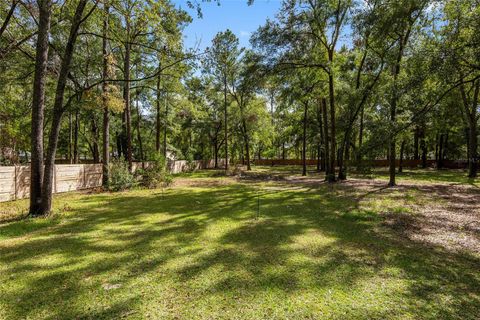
top-left (184, 152), bottom-right (197, 173)
top-left (108, 159), bottom-right (135, 191)
top-left (140, 153), bottom-right (173, 189)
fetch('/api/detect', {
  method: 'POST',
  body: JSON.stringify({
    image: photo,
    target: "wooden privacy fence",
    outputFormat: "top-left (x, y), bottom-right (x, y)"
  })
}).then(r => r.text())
top-left (0, 159), bottom-right (226, 202)
top-left (0, 164), bottom-right (103, 202)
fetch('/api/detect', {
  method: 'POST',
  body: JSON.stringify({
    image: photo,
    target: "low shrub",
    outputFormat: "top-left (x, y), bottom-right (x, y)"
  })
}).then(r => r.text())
top-left (140, 153), bottom-right (174, 189)
top-left (108, 159), bottom-right (135, 191)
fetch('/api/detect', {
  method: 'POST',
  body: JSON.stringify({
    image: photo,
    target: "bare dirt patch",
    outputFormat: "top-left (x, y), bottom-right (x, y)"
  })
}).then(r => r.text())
top-left (234, 170), bottom-right (480, 255)
top-left (381, 183), bottom-right (480, 255)
top-left (173, 177), bottom-right (236, 188)
top-left (333, 179), bottom-right (480, 255)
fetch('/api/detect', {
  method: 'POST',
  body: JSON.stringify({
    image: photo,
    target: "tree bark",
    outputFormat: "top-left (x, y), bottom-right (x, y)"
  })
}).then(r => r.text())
top-left (302, 101), bottom-right (308, 176)
top-left (102, 1), bottom-right (110, 187)
top-left (358, 105), bottom-right (364, 162)
top-left (74, 110), bottom-right (79, 164)
top-left (244, 135), bottom-right (251, 171)
top-left (29, 0), bottom-right (52, 215)
top-left (328, 72), bottom-right (336, 182)
top-left (421, 139), bottom-right (427, 169)
top-left (69, 112), bottom-right (73, 164)
top-left (414, 126), bottom-right (420, 160)
top-left (135, 90), bottom-right (144, 162)
top-left (239, 115), bottom-right (251, 171)
top-left (438, 133), bottom-right (444, 169)
top-left (468, 123), bottom-right (478, 178)
top-left (317, 101), bottom-right (325, 172)
top-left (91, 116), bottom-right (100, 163)
top-left (224, 75), bottom-right (228, 171)
top-left (321, 98), bottom-right (330, 181)
top-left (163, 91), bottom-right (168, 158)
top-left (155, 61), bottom-right (161, 153)
top-left (123, 21), bottom-right (133, 171)
top-left (214, 138), bottom-right (219, 168)
top-left (399, 140), bottom-right (405, 173)
top-left (0, 0), bottom-right (17, 39)
top-left (460, 80), bottom-right (479, 178)
top-left (40, 0), bottom-right (88, 214)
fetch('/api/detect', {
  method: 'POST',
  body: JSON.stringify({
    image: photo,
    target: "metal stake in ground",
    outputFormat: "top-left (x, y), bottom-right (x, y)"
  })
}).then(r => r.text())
top-left (256, 186), bottom-right (260, 220)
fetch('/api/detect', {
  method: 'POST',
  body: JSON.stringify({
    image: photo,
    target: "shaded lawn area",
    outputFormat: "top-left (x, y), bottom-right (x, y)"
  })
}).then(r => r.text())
top-left (249, 165), bottom-right (479, 186)
top-left (0, 168), bottom-right (479, 319)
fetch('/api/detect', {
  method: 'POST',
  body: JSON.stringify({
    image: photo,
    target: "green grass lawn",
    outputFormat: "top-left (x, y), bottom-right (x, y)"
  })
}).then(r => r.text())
top-left (0, 168), bottom-right (479, 319)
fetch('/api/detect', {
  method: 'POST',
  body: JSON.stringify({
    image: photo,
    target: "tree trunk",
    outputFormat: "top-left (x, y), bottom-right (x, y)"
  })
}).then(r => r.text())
top-left (69, 112), bottom-right (73, 164)
top-left (163, 91), bottom-right (168, 158)
top-left (420, 123), bottom-right (427, 168)
top-left (328, 74), bottom-right (336, 182)
top-left (414, 126), bottom-right (419, 160)
top-left (321, 98), bottom-right (330, 181)
top-left (317, 102), bottom-right (325, 172)
top-left (102, 2), bottom-right (110, 187)
top-left (338, 128), bottom-right (351, 180)
top-left (239, 116), bottom-right (251, 171)
top-left (421, 140), bottom-right (427, 168)
top-left (389, 32), bottom-right (409, 187)
top-left (399, 140), bottom-right (405, 173)
top-left (316, 142), bottom-right (321, 172)
top-left (40, 0), bottom-right (88, 214)
top-left (468, 122), bottom-right (478, 178)
top-left (91, 116), bottom-right (100, 163)
top-left (443, 132), bottom-right (449, 163)
top-left (438, 133), bottom-right (444, 169)
top-left (214, 138), bottom-right (219, 169)
top-left (155, 62), bottom-right (161, 153)
top-left (245, 136), bottom-right (251, 171)
top-left (0, 0), bottom-right (17, 39)
top-left (135, 91), bottom-right (144, 162)
top-left (461, 80), bottom-right (479, 178)
top-left (116, 132), bottom-right (123, 159)
top-left (29, 0), bottom-right (52, 215)
top-left (358, 105), bottom-right (364, 162)
top-left (327, 70), bottom-right (336, 182)
top-left (224, 75), bottom-right (228, 171)
top-left (302, 101), bottom-right (308, 176)
top-left (123, 21), bottom-right (132, 170)
top-left (74, 110), bottom-right (79, 164)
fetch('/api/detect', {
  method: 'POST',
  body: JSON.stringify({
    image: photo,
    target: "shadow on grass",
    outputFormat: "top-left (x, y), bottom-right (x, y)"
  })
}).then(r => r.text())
top-left (0, 182), bottom-right (479, 319)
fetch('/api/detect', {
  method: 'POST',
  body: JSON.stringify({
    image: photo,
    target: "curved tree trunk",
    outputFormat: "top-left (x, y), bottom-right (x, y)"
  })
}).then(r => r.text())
top-left (40, 0), bottom-right (89, 214)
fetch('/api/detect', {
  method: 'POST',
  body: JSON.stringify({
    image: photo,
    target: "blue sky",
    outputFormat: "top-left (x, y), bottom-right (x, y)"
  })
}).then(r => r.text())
top-left (172, 0), bottom-right (283, 50)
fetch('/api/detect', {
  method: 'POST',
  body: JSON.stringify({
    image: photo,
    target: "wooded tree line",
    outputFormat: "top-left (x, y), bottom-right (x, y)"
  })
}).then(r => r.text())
top-left (0, 0), bottom-right (479, 215)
